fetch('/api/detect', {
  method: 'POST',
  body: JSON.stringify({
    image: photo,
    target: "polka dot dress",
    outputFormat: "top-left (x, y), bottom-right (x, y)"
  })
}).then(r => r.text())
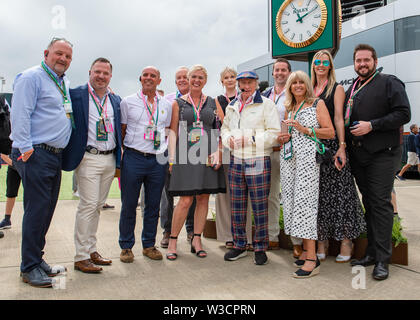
top-left (280, 101), bottom-right (320, 240)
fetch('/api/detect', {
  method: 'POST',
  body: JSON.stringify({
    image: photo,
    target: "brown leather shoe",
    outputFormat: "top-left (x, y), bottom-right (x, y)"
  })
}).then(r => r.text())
top-left (268, 241), bottom-right (280, 250)
top-left (160, 232), bottom-right (170, 248)
top-left (142, 247), bottom-right (163, 260)
top-left (90, 252), bottom-right (112, 265)
top-left (74, 259), bottom-right (102, 273)
top-left (120, 249), bottom-right (134, 263)
top-left (293, 245), bottom-right (303, 259)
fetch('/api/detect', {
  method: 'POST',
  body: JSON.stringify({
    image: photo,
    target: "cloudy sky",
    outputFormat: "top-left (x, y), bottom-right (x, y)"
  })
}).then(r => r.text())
top-left (0, 0), bottom-right (271, 97)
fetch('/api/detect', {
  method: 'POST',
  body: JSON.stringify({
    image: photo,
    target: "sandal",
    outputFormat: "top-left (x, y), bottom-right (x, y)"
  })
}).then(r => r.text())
top-left (336, 240), bottom-right (354, 263)
top-left (166, 236), bottom-right (178, 261)
top-left (293, 258), bottom-right (320, 279)
top-left (191, 234), bottom-right (207, 258)
top-left (316, 240), bottom-right (329, 261)
top-left (294, 249), bottom-right (307, 267)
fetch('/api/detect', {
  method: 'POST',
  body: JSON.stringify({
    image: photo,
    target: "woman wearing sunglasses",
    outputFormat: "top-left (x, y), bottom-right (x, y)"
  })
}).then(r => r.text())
top-left (311, 50), bottom-right (366, 263)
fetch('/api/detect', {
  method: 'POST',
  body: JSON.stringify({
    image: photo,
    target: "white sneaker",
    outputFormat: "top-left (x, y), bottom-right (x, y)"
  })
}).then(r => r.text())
top-left (317, 253), bottom-right (326, 261)
top-left (73, 191), bottom-right (80, 198)
top-left (335, 254), bottom-right (351, 263)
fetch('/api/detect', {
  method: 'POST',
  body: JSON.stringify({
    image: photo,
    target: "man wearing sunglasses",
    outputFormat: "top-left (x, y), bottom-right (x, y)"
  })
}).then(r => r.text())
top-left (346, 44), bottom-right (411, 281)
top-left (10, 38), bottom-right (73, 288)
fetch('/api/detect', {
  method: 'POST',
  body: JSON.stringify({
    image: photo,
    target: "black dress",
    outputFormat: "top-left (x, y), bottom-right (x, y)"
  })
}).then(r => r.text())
top-left (168, 96), bottom-right (226, 196)
top-left (317, 83), bottom-right (366, 241)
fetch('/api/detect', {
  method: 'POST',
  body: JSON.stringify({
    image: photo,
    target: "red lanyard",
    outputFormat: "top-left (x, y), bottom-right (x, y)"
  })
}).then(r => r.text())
top-left (315, 79), bottom-right (328, 97)
top-left (224, 91), bottom-right (238, 103)
top-left (239, 94), bottom-right (253, 113)
top-left (88, 82), bottom-right (108, 118)
top-left (139, 92), bottom-right (159, 125)
top-left (188, 93), bottom-right (206, 122)
top-left (270, 87), bottom-right (284, 104)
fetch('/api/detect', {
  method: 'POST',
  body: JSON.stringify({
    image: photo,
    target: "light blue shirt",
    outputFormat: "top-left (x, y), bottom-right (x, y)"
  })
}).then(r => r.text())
top-left (10, 63), bottom-right (72, 153)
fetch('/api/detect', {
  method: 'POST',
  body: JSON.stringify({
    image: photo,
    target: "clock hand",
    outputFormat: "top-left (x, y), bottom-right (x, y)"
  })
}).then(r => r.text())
top-left (290, 3), bottom-right (303, 23)
top-left (296, 5), bottom-right (318, 23)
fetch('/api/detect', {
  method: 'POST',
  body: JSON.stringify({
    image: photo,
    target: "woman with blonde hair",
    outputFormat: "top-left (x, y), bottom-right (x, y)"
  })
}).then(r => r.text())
top-left (310, 50), bottom-right (366, 263)
top-left (166, 65), bottom-right (226, 260)
top-left (279, 70), bottom-right (335, 278)
top-left (215, 67), bottom-right (253, 250)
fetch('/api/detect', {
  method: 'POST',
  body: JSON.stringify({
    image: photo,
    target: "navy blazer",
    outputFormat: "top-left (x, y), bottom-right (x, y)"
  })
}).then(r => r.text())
top-left (62, 84), bottom-right (122, 171)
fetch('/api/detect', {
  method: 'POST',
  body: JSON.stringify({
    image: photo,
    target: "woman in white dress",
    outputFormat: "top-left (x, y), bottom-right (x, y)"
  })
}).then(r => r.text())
top-left (279, 71), bottom-right (334, 278)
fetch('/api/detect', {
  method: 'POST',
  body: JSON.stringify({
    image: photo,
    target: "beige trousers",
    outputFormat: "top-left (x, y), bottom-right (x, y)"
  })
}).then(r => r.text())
top-left (215, 164), bottom-right (253, 243)
top-left (74, 152), bottom-right (115, 262)
top-left (268, 151), bottom-right (281, 241)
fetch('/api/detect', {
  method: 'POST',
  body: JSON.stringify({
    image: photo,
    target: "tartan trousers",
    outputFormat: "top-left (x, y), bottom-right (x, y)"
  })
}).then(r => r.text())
top-left (228, 156), bottom-right (271, 252)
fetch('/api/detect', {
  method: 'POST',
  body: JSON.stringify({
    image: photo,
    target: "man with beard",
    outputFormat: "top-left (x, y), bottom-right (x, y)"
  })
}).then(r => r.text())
top-left (262, 59), bottom-right (301, 255)
top-left (62, 58), bottom-right (122, 273)
top-left (10, 38), bottom-right (73, 287)
top-left (346, 44), bottom-right (410, 280)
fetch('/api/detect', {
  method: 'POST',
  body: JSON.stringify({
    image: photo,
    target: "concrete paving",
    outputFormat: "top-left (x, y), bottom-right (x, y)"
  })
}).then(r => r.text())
top-left (0, 179), bottom-right (419, 300)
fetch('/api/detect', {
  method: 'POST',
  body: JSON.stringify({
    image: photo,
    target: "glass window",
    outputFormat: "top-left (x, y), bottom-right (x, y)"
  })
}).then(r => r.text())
top-left (395, 16), bottom-right (420, 53)
top-left (255, 66), bottom-right (269, 83)
top-left (334, 21), bottom-right (395, 69)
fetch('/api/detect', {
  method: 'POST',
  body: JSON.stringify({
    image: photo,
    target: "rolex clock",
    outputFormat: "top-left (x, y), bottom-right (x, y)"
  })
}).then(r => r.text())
top-left (276, 0), bottom-right (328, 48)
top-left (271, 0), bottom-right (341, 59)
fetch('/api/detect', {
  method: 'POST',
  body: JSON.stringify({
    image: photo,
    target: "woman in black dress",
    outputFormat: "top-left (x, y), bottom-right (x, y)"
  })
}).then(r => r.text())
top-left (311, 50), bottom-right (366, 263)
top-left (167, 65), bottom-right (225, 260)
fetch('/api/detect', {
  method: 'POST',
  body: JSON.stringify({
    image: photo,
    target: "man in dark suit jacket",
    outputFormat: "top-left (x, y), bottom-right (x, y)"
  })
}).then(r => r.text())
top-left (62, 57), bottom-right (122, 274)
top-left (346, 44), bottom-right (411, 281)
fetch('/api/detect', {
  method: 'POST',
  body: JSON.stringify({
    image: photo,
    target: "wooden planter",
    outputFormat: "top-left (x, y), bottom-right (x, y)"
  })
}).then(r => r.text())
top-left (278, 230), bottom-right (293, 250)
top-left (203, 219), bottom-right (217, 239)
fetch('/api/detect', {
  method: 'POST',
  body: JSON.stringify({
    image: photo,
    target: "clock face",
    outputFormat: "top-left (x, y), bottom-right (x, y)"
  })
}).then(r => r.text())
top-left (276, 0), bottom-right (328, 48)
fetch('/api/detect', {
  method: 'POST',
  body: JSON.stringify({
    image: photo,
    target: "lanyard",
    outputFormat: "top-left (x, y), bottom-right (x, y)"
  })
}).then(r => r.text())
top-left (315, 79), bottom-right (328, 97)
top-left (344, 70), bottom-right (379, 127)
top-left (224, 91), bottom-right (238, 104)
top-left (140, 92), bottom-right (159, 126)
top-left (270, 87), bottom-right (284, 105)
top-left (41, 61), bottom-right (68, 101)
top-left (349, 70), bottom-right (379, 100)
top-left (88, 83), bottom-right (108, 118)
top-left (288, 101), bottom-right (306, 134)
top-left (188, 93), bottom-right (205, 122)
top-left (238, 94), bottom-right (253, 113)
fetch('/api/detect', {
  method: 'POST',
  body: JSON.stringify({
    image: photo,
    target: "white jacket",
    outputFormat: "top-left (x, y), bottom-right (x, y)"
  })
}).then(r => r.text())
top-left (221, 91), bottom-right (280, 159)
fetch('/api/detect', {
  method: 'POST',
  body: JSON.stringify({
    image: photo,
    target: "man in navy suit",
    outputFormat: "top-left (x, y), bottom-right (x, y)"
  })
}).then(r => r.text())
top-left (62, 57), bottom-right (122, 274)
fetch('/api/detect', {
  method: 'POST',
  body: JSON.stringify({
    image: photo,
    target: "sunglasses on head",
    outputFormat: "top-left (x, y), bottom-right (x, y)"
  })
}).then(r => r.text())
top-left (314, 59), bottom-right (330, 67)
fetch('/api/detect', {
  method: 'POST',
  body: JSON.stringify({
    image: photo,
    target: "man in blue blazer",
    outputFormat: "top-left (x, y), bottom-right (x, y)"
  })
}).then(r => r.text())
top-left (62, 57), bottom-right (122, 274)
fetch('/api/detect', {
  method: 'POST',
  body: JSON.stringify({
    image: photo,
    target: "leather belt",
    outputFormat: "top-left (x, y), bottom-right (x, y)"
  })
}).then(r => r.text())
top-left (86, 146), bottom-right (115, 155)
top-left (124, 146), bottom-right (156, 157)
top-left (33, 143), bottom-right (63, 154)
top-left (273, 146), bottom-right (282, 152)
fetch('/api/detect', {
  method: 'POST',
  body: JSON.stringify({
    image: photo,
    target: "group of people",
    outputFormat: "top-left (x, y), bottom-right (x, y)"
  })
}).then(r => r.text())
top-left (1, 38), bottom-right (411, 288)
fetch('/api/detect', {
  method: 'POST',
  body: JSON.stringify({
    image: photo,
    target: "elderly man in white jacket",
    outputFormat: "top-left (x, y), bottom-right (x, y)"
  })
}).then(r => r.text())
top-left (221, 71), bottom-right (281, 265)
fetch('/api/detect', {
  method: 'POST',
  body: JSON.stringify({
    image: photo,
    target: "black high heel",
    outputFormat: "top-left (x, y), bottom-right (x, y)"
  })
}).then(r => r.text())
top-left (294, 249), bottom-right (307, 267)
top-left (166, 236), bottom-right (178, 261)
top-left (293, 258), bottom-right (321, 278)
top-left (191, 234), bottom-right (207, 258)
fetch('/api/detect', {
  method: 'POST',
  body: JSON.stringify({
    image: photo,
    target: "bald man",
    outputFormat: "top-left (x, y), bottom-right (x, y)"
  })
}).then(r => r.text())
top-left (118, 67), bottom-right (173, 263)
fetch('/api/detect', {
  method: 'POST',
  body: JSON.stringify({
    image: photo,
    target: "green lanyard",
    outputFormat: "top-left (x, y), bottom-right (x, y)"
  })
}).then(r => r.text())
top-left (41, 61), bottom-right (75, 129)
top-left (288, 101), bottom-right (306, 134)
top-left (41, 61), bottom-right (69, 102)
top-left (306, 128), bottom-right (325, 154)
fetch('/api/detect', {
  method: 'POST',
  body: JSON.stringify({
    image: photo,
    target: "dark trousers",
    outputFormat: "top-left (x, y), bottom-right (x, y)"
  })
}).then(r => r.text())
top-left (349, 145), bottom-right (401, 263)
top-left (119, 149), bottom-right (167, 249)
top-left (160, 170), bottom-right (195, 234)
top-left (12, 147), bottom-right (62, 273)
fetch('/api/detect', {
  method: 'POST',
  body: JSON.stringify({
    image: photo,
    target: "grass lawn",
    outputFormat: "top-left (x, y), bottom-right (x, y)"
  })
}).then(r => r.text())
top-left (0, 164), bottom-right (121, 202)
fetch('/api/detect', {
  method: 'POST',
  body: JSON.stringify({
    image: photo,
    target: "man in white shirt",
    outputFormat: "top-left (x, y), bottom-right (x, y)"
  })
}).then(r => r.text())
top-left (62, 57), bottom-right (122, 273)
top-left (119, 66), bottom-right (172, 263)
top-left (262, 58), bottom-right (301, 255)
